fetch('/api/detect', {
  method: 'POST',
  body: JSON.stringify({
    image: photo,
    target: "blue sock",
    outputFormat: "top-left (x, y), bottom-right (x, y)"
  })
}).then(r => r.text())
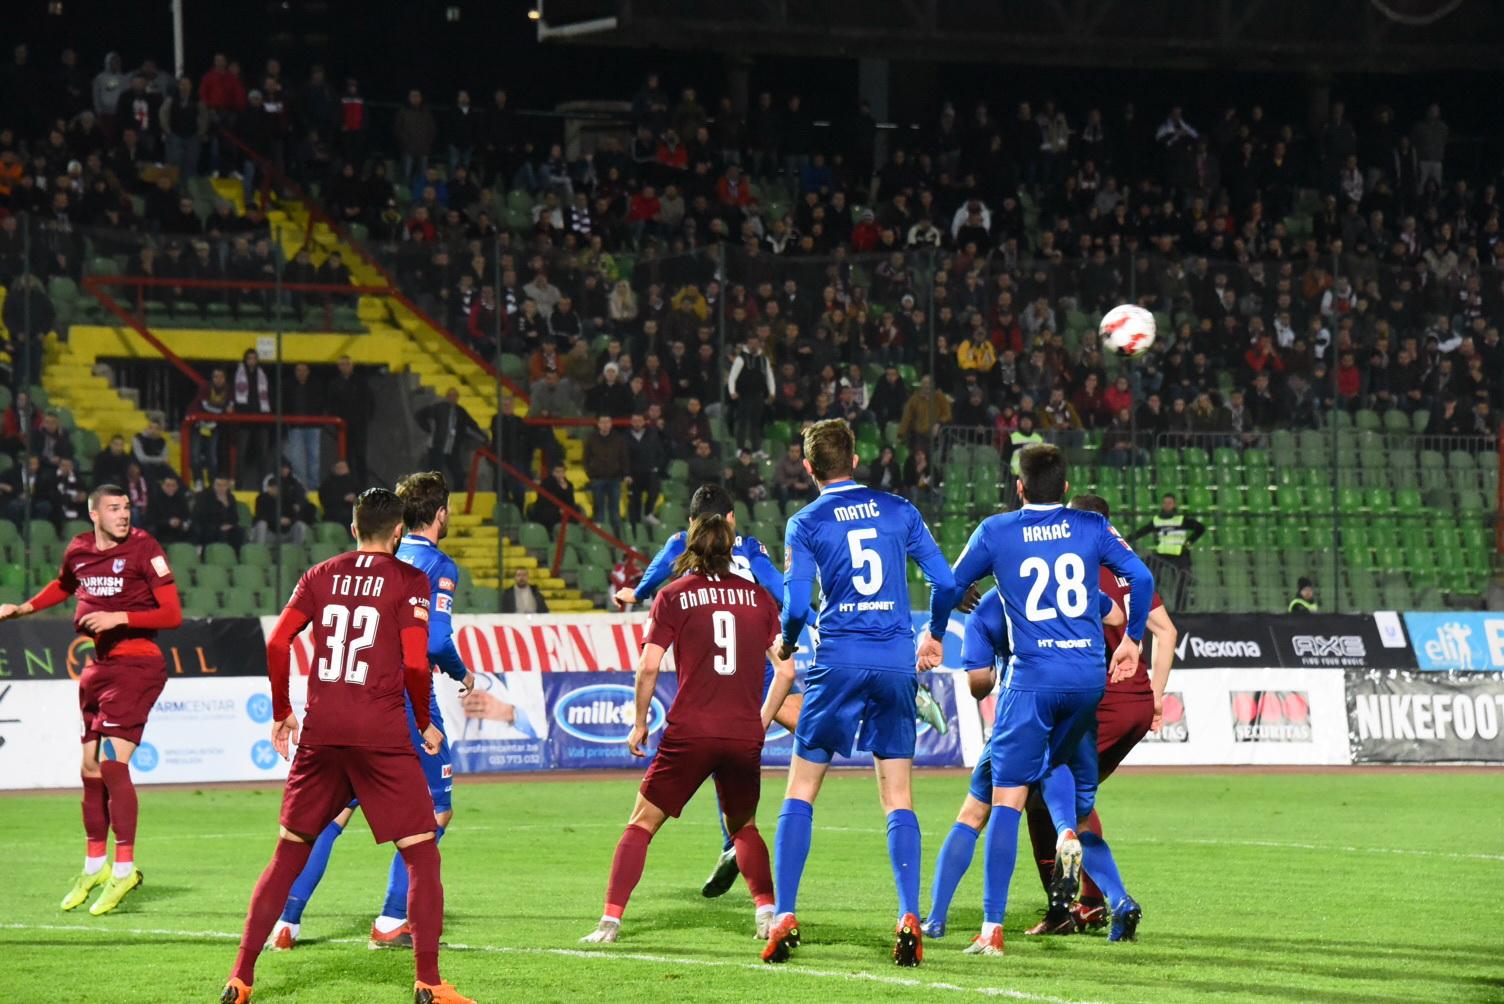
top-left (1040, 764), bottom-right (1079, 836)
top-left (926, 822), bottom-right (980, 927)
top-left (281, 819), bottom-right (344, 924)
top-left (380, 825), bottom-right (444, 921)
top-left (1079, 831), bottom-right (1127, 909)
top-left (717, 793), bottom-right (733, 852)
top-left (773, 798), bottom-right (813, 916)
top-left (886, 809), bottom-right (922, 919)
top-left (981, 806), bottom-right (1021, 926)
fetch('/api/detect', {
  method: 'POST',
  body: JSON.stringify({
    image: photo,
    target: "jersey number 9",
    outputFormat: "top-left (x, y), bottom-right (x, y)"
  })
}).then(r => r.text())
top-left (1020, 554), bottom-right (1088, 622)
top-left (712, 609), bottom-right (737, 676)
top-left (846, 528), bottom-right (884, 596)
top-left (317, 604), bottom-right (380, 685)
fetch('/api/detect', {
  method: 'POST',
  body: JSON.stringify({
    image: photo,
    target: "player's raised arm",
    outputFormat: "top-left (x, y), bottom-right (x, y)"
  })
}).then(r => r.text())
top-left (617, 532), bottom-right (684, 608)
top-left (779, 520), bottom-right (815, 658)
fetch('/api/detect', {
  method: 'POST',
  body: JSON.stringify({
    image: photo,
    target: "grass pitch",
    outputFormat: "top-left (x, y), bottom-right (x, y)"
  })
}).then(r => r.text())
top-left (0, 769), bottom-right (1501, 1004)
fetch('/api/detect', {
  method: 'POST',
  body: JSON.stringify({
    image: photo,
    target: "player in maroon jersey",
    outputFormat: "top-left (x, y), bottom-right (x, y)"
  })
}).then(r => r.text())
top-left (0, 484), bottom-right (182, 916)
top-left (219, 488), bottom-right (475, 1004)
top-left (1023, 492), bottom-right (1178, 934)
top-left (579, 511), bottom-right (796, 946)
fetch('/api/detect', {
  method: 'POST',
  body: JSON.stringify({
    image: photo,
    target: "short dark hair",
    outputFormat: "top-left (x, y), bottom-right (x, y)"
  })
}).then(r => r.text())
top-left (395, 471), bottom-right (448, 530)
top-left (354, 487), bottom-right (405, 541)
top-left (1018, 444), bottom-right (1067, 504)
top-left (688, 483), bottom-right (734, 521)
top-left (803, 418), bottom-right (855, 481)
top-left (88, 484), bottom-right (128, 510)
top-left (1069, 493), bottom-right (1110, 518)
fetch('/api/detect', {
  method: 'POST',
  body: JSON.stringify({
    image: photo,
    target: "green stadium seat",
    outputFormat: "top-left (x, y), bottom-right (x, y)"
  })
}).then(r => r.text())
top-left (518, 522), bottom-right (550, 549)
top-left (201, 542), bottom-right (237, 567)
top-left (166, 542), bottom-right (199, 569)
top-left (240, 543), bottom-right (272, 568)
top-left (194, 565), bottom-right (230, 593)
top-left (1364, 488), bottom-right (1393, 516)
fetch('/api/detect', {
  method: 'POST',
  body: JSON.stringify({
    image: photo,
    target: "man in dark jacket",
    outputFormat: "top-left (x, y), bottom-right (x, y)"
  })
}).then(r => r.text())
top-left (529, 462), bottom-right (578, 532)
top-left (147, 473), bottom-right (193, 543)
top-left (393, 88), bottom-right (437, 190)
top-left (623, 412), bottom-right (667, 528)
top-left (500, 566), bottom-right (550, 614)
top-left (416, 388), bottom-right (483, 489)
top-left (324, 354), bottom-right (371, 479)
top-left (192, 475), bottom-right (245, 551)
top-left (582, 415), bottom-right (628, 540)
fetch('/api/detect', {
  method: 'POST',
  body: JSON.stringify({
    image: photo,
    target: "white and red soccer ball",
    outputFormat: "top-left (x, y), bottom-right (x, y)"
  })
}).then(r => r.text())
top-left (1100, 304), bottom-right (1156, 357)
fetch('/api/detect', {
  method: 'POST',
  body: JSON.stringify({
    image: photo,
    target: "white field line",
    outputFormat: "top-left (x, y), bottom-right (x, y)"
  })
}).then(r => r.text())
top-left (126, 821), bottom-right (1504, 862)
top-left (0, 922), bottom-right (1101, 1003)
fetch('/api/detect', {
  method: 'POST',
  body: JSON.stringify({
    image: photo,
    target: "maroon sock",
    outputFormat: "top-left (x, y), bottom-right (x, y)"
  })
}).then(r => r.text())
top-left (602, 824), bottom-right (653, 921)
top-left (1023, 793), bottom-right (1058, 893)
top-left (82, 775), bottom-right (109, 858)
top-left (1079, 808), bottom-right (1103, 901)
top-left (731, 824), bottom-right (774, 908)
top-left (400, 839), bottom-right (444, 986)
top-left (231, 839), bottom-right (313, 985)
top-left (98, 761), bottom-right (138, 848)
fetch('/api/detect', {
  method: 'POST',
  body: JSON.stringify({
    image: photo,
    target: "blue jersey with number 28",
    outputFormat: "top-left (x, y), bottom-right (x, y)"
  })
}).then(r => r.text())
top-left (782, 480), bottom-right (954, 673)
top-left (946, 503), bottom-right (1153, 692)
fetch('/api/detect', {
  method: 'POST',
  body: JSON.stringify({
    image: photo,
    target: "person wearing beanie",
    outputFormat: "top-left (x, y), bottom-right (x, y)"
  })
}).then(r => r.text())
top-left (1288, 578), bottom-right (1319, 614)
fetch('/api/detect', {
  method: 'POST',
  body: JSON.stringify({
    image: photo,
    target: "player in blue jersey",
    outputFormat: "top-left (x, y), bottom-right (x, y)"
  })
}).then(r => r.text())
top-left (761, 420), bottom-right (956, 968)
top-left (614, 482), bottom-right (803, 899)
top-left (920, 586), bottom-right (1121, 939)
top-left (920, 444), bottom-right (1152, 955)
top-left (269, 471), bottom-right (476, 952)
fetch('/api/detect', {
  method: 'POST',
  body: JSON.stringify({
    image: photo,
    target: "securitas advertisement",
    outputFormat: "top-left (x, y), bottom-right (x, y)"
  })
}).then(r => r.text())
top-left (1401, 613), bottom-right (1504, 671)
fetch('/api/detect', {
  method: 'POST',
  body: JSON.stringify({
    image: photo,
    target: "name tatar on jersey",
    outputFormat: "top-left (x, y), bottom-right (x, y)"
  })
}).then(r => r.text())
top-left (329, 573), bottom-right (387, 598)
top-left (675, 582), bottom-right (763, 611)
top-left (1022, 519), bottom-right (1071, 543)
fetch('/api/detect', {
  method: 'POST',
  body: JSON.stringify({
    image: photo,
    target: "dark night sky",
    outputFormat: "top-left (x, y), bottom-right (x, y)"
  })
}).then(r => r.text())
top-left (10, 0), bottom-right (1503, 137)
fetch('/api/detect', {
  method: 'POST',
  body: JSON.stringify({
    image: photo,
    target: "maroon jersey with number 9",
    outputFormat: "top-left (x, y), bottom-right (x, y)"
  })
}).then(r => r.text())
top-left (287, 550), bottom-right (432, 748)
top-left (645, 573), bottom-right (779, 742)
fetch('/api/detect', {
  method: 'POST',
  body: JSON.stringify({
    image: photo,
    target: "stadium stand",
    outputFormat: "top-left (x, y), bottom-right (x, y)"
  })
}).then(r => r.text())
top-left (0, 45), bottom-right (1498, 613)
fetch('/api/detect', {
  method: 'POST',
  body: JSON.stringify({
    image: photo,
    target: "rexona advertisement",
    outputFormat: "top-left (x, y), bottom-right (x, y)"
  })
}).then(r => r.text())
top-left (1171, 614), bottom-right (1414, 670)
top-left (1346, 669), bottom-right (1504, 763)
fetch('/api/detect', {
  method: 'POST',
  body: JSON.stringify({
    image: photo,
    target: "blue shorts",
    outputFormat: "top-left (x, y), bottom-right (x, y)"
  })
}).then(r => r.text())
top-left (404, 692), bottom-right (454, 814)
top-left (986, 687), bottom-right (1102, 792)
top-left (967, 755), bottom-right (992, 804)
top-left (794, 663), bottom-right (916, 762)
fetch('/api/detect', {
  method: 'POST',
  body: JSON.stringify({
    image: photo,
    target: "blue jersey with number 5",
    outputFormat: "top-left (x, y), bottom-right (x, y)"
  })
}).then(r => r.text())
top-left (948, 503), bottom-right (1153, 692)
top-left (782, 480), bottom-right (953, 673)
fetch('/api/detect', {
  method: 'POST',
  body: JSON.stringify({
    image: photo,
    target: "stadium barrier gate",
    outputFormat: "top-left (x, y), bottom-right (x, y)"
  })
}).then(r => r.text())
top-left (3, 611), bottom-right (1503, 788)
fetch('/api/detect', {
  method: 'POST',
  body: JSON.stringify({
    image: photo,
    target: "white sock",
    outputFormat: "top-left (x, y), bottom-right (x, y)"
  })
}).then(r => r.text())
top-left (755, 904), bottom-right (775, 918)
top-left (84, 855), bottom-right (106, 875)
top-left (980, 921), bottom-right (1001, 938)
top-left (274, 920), bottom-right (299, 938)
top-left (112, 859), bottom-right (134, 879)
top-left (373, 915), bottom-right (407, 934)
top-left (599, 915), bottom-right (620, 926)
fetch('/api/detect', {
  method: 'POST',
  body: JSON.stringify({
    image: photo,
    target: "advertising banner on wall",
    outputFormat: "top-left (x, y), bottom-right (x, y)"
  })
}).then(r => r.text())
top-left (0, 618), bottom-right (268, 681)
top-left (1401, 613), bottom-right (1504, 671)
top-left (1171, 615), bottom-right (1414, 670)
top-left (1346, 669), bottom-right (1504, 763)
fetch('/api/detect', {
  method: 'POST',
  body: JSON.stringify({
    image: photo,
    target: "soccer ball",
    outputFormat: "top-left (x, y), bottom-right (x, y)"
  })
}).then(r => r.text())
top-left (1100, 304), bottom-right (1156, 357)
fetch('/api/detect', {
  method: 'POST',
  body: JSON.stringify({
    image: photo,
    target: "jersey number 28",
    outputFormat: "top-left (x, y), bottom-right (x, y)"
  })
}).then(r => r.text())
top-left (317, 604), bottom-right (379, 684)
top-left (1020, 554), bottom-right (1088, 621)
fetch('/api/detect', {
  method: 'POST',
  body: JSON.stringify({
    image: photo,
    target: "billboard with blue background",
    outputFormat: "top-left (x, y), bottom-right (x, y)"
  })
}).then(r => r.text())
top-left (1403, 613), bottom-right (1504, 671)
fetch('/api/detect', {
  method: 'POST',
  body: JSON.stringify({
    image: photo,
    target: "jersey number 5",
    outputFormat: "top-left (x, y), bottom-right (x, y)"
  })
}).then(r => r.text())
top-left (846, 528), bottom-right (884, 596)
top-left (1020, 554), bottom-right (1088, 621)
top-left (317, 604), bottom-right (380, 685)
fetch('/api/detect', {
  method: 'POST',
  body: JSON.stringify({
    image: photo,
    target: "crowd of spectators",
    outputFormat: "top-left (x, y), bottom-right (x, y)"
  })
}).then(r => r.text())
top-left (2, 39), bottom-right (1502, 540)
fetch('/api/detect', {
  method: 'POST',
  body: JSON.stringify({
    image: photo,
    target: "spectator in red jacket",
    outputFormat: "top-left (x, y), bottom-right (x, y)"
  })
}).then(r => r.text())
top-left (1102, 374), bottom-right (1134, 417)
top-left (714, 165), bottom-right (755, 212)
top-left (199, 53), bottom-right (246, 172)
top-left (627, 186), bottom-right (661, 245)
top-left (1243, 334), bottom-right (1285, 378)
top-left (1335, 351), bottom-right (1362, 406)
top-left (851, 209), bottom-right (881, 253)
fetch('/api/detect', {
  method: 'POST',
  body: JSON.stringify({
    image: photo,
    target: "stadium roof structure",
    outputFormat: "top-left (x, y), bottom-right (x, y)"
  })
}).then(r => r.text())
top-left (538, 0), bottom-right (1504, 73)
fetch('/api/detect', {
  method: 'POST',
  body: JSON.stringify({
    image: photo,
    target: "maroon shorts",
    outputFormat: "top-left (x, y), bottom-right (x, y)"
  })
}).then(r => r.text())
top-left (79, 656), bottom-right (168, 747)
top-left (1096, 693), bottom-right (1155, 780)
top-left (639, 731), bottom-right (764, 820)
top-left (281, 744), bottom-right (436, 844)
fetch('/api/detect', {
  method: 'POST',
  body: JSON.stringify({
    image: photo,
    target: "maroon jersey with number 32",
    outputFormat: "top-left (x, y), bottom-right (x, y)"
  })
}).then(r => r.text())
top-left (287, 550), bottom-right (432, 747)
top-left (645, 573), bottom-right (779, 742)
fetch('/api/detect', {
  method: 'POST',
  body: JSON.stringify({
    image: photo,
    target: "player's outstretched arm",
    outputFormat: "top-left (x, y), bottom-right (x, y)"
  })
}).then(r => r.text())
top-left (1146, 606), bottom-right (1177, 728)
top-left (619, 533), bottom-right (683, 608)
top-left (628, 643), bottom-right (665, 757)
top-left (762, 642), bottom-right (796, 731)
top-left (0, 579), bottom-right (74, 621)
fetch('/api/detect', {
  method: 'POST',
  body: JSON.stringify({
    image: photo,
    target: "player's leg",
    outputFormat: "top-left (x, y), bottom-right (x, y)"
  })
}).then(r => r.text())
top-left (1022, 785), bottom-right (1077, 935)
top-left (224, 744), bottom-right (350, 1002)
top-left (716, 738), bottom-right (775, 937)
top-left (87, 733), bottom-right (145, 915)
top-left (269, 804), bottom-right (356, 949)
top-left (863, 671), bottom-right (924, 966)
top-left (374, 701), bottom-right (454, 942)
top-left (967, 689), bottom-right (1052, 957)
top-left (922, 761), bottom-right (990, 939)
top-left (351, 747), bottom-right (473, 1002)
top-left (1076, 698), bottom-right (1152, 927)
top-left (585, 734), bottom-right (703, 943)
top-left (65, 661), bottom-right (108, 911)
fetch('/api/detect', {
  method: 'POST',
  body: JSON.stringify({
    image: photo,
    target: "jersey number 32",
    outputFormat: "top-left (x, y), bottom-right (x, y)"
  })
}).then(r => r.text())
top-left (317, 604), bottom-right (380, 684)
